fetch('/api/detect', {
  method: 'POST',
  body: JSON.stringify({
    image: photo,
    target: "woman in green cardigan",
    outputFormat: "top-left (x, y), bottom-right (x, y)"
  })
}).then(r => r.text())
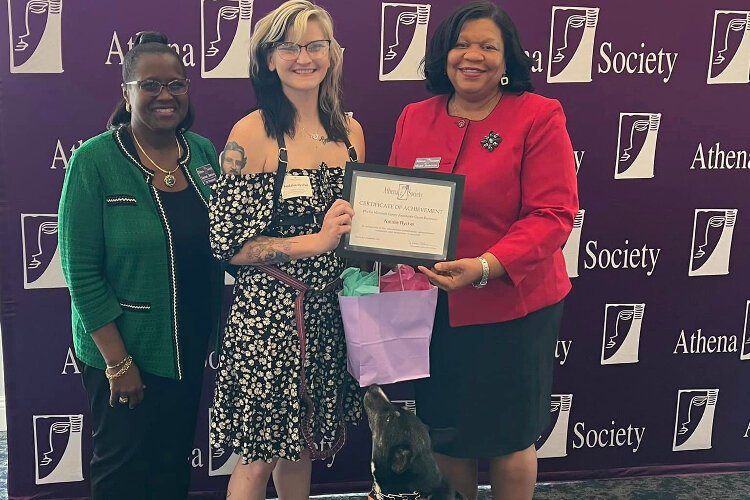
top-left (57, 32), bottom-right (222, 500)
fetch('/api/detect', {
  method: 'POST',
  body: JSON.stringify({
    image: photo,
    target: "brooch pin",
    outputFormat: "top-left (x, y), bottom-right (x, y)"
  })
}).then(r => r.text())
top-left (481, 131), bottom-right (502, 152)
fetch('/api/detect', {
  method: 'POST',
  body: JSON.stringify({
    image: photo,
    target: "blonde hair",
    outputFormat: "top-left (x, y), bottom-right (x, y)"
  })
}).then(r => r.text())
top-left (248, 0), bottom-right (348, 141)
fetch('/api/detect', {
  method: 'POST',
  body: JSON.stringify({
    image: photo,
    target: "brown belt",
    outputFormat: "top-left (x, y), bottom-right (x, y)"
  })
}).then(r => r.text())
top-left (258, 265), bottom-right (346, 460)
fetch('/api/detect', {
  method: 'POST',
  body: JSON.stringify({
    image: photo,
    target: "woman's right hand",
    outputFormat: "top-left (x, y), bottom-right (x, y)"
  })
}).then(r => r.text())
top-left (108, 363), bottom-right (146, 409)
top-left (317, 199), bottom-right (354, 253)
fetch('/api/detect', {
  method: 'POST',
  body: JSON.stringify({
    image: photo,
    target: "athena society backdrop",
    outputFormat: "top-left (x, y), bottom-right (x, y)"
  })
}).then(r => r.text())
top-left (0, 0), bottom-right (749, 498)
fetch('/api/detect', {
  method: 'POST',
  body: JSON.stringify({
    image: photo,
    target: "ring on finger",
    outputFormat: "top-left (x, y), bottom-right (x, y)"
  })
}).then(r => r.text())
top-left (118, 396), bottom-right (129, 404)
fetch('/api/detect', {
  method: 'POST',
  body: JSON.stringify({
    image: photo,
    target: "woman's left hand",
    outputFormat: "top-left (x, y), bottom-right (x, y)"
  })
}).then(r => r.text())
top-left (418, 258), bottom-right (483, 292)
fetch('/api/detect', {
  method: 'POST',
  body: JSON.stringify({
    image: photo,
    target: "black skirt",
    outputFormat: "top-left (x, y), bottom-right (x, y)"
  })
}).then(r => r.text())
top-left (414, 292), bottom-right (563, 458)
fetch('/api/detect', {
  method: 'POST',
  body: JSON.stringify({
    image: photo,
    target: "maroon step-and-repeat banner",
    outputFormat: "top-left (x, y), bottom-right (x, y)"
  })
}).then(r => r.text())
top-left (1, 1), bottom-right (749, 498)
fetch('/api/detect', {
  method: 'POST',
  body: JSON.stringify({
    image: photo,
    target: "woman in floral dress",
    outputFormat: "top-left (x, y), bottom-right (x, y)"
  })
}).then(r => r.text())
top-left (208, 1), bottom-right (365, 498)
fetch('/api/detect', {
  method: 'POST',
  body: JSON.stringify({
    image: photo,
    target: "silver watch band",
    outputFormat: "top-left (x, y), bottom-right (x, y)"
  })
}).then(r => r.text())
top-left (472, 256), bottom-right (490, 288)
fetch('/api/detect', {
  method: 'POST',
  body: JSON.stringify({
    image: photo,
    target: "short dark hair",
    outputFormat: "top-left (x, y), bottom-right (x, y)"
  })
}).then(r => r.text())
top-left (107, 31), bottom-right (195, 130)
top-left (423, 1), bottom-right (534, 95)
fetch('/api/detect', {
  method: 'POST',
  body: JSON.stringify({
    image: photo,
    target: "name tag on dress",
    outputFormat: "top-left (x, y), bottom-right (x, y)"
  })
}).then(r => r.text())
top-left (281, 175), bottom-right (314, 199)
top-left (196, 165), bottom-right (218, 186)
top-left (413, 157), bottom-right (441, 169)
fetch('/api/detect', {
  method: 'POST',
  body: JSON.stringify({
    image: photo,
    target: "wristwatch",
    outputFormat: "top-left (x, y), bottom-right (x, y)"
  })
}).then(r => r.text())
top-left (472, 256), bottom-right (490, 288)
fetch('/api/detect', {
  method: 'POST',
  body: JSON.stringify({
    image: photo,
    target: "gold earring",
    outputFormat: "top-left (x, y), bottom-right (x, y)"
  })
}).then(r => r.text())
top-left (125, 102), bottom-right (131, 112)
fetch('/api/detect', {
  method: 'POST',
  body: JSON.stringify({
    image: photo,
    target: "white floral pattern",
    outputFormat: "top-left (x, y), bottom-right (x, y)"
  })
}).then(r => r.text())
top-left (209, 165), bottom-right (361, 462)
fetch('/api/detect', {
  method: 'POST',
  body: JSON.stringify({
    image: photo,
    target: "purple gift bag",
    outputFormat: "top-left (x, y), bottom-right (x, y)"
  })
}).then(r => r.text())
top-left (338, 266), bottom-right (438, 387)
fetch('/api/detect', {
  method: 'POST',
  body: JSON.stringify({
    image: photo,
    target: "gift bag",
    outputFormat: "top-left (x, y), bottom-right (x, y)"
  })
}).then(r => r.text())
top-left (339, 264), bottom-right (438, 386)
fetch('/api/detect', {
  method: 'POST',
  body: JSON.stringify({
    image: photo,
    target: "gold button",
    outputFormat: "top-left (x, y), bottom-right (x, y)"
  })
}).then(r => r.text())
top-left (457, 119), bottom-right (467, 128)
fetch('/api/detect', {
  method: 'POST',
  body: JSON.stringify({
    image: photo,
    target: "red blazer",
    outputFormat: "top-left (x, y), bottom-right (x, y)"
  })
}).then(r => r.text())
top-left (389, 93), bottom-right (578, 326)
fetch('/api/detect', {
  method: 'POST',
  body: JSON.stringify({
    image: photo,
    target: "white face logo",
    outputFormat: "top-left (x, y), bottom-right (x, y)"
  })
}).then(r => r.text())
top-left (547, 6), bottom-right (599, 83)
top-left (537, 394), bottom-right (573, 458)
top-left (8, 0), bottom-right (63, 73)
top-left (207, 410), bottom-right (241, 476)
top-left (379, 3), bottom-right (431, 81)
top-left (673, 389), bottom-right (719, 452)
top-left (562, 209), bottom-right (585, 278)
top-left (601, 304), bottom-right (645, 365)
top-left (707, 11), bottom-right (750, 84)
top-left (34, 415), bottom-right (84, 484)
top-left (21, 214), bottom-right (66, 289)
top-left (688, 209), bottom-right (738, 276)
top-left (615, 113), bottom-right (661, 179)
top-left (200, 0), bottom-right (254, 78)
top-left (741, 301), bottom-right (750, 361)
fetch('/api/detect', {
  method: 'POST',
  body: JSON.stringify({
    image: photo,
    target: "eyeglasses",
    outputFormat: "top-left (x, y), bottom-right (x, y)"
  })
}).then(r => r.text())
top-left (273, 39), bottom-right (331, 61)
top-left (123, 79), bottom-right (190, 96)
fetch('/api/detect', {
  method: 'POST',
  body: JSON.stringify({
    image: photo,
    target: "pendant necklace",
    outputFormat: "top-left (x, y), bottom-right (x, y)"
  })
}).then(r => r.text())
top-left (131, 130), bottom-right (182, 188)
top-left (301, 125), bottom-right (331, 146)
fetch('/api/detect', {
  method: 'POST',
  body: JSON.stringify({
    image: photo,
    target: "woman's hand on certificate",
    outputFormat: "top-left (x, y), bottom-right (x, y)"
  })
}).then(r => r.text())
top-left (418, 258), bottom-right (484, 292)
top-left (317, 199), bottom-right (354, 253)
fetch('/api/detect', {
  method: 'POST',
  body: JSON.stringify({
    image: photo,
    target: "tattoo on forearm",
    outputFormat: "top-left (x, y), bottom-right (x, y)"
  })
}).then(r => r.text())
top-left (240, 236), bottom-right (292, 264)
top-left (220, 141), bottom-right (248, 175)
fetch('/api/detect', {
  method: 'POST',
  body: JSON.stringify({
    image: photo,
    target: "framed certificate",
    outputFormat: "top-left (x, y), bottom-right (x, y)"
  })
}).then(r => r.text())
top-left (336, 162), bottom-right (465, 266)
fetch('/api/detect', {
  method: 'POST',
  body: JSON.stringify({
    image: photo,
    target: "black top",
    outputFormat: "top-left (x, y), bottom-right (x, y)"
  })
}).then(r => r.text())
top-left (160, 186), bottom-right (213, 381)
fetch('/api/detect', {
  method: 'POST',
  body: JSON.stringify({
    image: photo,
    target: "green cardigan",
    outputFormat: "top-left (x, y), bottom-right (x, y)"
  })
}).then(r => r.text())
top-left (58, 127), bottom-right (223, 379)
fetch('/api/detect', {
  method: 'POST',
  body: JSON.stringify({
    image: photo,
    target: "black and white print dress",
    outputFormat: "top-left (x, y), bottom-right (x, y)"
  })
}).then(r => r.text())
top-left (209, 163), bottom-right (361, 463)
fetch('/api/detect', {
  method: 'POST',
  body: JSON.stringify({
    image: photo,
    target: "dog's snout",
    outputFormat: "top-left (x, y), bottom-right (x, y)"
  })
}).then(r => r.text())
top-left (365, 384), bottom-right (388, 400)
top-left (364, 384), bottom-right (390, 407)
top-left (364, 385), bottom-right (394, 421)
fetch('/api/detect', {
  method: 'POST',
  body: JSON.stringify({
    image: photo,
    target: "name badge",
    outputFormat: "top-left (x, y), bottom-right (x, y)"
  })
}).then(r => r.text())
top-left (196, 165), bottom-right (218, 186)
top-left (413, 157), bottom-right (441, 169)
top-left (281, 174), bottom-right (313, 200)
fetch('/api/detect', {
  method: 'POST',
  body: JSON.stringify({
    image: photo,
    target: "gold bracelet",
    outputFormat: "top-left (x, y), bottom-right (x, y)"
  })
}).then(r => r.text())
top-left (106, 354), bottom-right (131, 370)
top-left (105, 356), bottom-right (133, 380)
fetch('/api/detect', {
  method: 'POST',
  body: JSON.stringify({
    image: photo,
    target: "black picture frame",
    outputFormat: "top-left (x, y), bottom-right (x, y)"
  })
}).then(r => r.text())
top-left (336, 162), bottom-right (465, 267)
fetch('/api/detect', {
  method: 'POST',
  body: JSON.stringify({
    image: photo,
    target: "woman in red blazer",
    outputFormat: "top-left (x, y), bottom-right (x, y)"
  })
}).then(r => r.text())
top-left (388, 2), bottom-right (578, 499)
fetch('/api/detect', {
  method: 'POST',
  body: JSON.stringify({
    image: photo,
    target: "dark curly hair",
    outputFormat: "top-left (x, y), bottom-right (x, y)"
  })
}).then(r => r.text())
top-left (423, 1), bottom-right (534, 95)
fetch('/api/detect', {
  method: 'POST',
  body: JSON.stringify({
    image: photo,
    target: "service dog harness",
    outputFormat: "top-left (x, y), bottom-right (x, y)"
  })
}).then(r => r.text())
top-left (370, 479), bottom-right (422, 500)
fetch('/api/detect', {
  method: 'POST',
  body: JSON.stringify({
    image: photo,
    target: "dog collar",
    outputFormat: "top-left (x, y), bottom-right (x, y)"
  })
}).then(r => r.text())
top-left (371, 479), bottom-right (423, 500)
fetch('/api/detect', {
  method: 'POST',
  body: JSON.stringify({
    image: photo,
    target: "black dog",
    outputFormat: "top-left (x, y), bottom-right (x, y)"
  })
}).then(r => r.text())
top-left (364, 385), bottom-right (464, 500)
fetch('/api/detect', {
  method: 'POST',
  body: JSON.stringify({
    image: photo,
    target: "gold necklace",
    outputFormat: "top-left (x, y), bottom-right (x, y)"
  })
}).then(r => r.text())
top-left (131, 130), bottom-right (182, 188)
top-left (301, 125), bottom-right (331, 146)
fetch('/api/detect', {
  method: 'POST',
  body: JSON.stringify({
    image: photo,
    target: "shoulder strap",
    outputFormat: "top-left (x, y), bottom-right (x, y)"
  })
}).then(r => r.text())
top-left (343, 136), bottom-right (358, 163)
top-left (271, 134), bottom-right (288, 214)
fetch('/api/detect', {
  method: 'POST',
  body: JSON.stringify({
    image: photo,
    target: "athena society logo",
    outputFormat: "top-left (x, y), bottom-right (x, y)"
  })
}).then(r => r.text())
top-left (392, 399), bottom-right (417, 414)
top-left (208, 410), bottom-right (241, 476)
top-left (537, 394), bottom-right (573, 458)
top-left (673, 389), bottom-right (719, 452)
top-left (707, 11), bottom-right (750, 84)
top-left (200, 0), bottom-right (253, 78)
top-left (562, 209), bottom-right (585, 278)
top-left (21, 214), bottom-right (66, 289)
top-left (601, 304), bottom-right (644, 365)
top-left (688, 209), bottom-right (737, 277)
top-left (547, 6), bottom-right (599, 83)
top-left (7, 0), bottom-right (63, 73)
top-left (742, 301), bottom-right (750, 361)
top-left (615, 113), bottom-right (661, 179)
top-left (380, 3), bottom-right (431, 81)
top-left (34, 415), bottom-right (84, 484)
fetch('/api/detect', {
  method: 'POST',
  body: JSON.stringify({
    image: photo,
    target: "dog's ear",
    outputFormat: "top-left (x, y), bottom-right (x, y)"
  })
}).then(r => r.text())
top-left (390, 445), bottom-right (413, 474)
